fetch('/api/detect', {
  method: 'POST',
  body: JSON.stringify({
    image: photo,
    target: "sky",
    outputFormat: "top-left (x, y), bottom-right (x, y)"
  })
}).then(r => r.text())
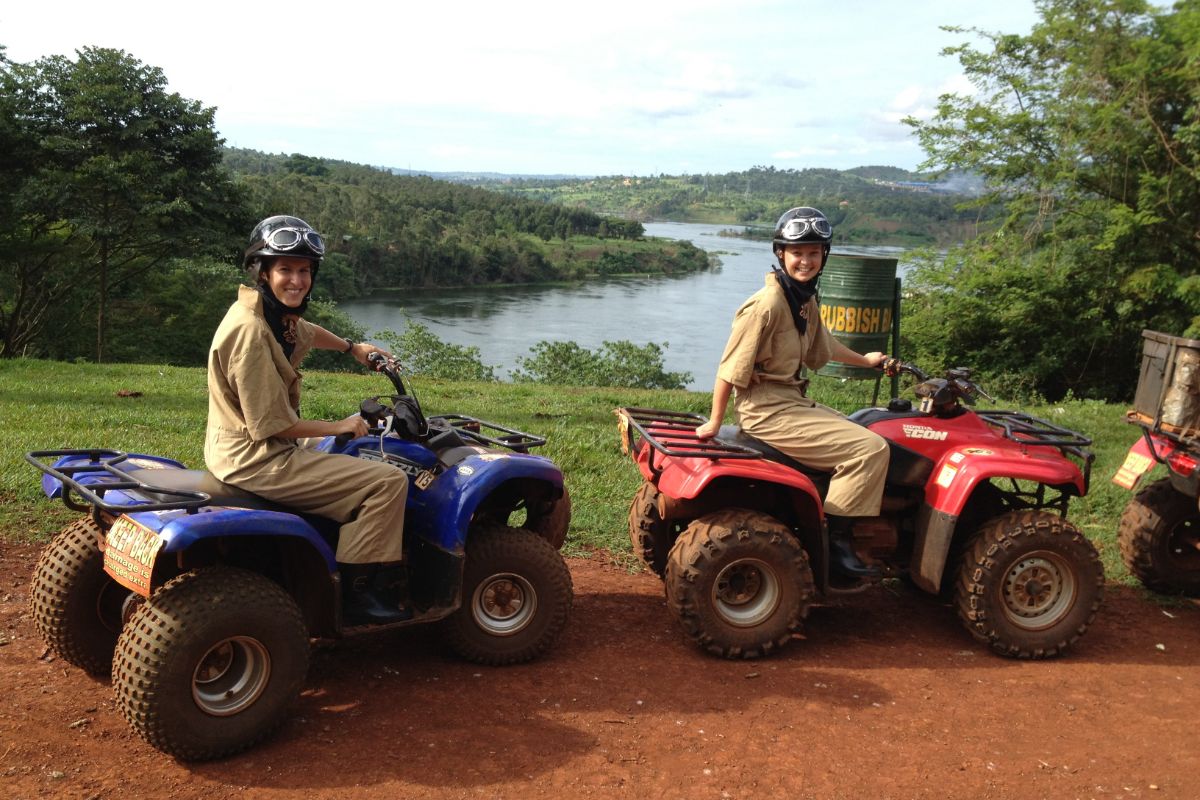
top-left (2, 0), bottom-right (1043, 176)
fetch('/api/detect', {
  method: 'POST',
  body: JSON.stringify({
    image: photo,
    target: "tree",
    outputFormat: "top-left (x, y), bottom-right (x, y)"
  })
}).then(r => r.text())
top-left (0, 46), bottom-right (246, 360)
top-left (902, 0), bottom-right (1200, 400)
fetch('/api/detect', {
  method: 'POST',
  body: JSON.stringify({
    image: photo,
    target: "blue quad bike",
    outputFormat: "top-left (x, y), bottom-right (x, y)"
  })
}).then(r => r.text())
top-left (26, 354), bottom-right (573, 760)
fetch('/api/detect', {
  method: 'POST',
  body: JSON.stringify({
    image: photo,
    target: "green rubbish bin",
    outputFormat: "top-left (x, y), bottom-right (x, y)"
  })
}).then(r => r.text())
top-left (817, 253), bottom-right (899, 379)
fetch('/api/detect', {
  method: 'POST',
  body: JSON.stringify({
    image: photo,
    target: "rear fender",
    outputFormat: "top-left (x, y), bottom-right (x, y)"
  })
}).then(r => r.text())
top-left (656, 457), bottom-right (822, 508)
top-left (407, 452), bottom-right (564, 554)
top-left (123, 507), bottom-right (339, 635)
top-left (654, 460), bottom-right (826, 581)
top-left (132, 507), bottom-right (337, 570)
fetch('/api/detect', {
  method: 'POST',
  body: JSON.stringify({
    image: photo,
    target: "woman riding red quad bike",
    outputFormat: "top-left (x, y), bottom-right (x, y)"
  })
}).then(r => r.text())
top-left (616, 359), bottom-right (1103, 660)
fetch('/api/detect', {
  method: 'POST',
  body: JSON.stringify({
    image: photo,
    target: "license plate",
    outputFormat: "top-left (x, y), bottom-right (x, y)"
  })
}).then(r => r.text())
top-left (1112, 450), bottom-right (1155, 490)
top-left (104, 516), bottom-right (163, 596)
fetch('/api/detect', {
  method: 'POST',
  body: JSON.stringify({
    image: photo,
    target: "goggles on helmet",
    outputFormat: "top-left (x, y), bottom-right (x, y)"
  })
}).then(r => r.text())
top-left (264, 226), bottom-right (326, 256)
top-left (778, 215), bottom-right (832, 240)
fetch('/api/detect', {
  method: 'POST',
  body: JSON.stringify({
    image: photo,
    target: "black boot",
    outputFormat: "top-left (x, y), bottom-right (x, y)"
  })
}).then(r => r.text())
top-left (340, 563), bottom-right (414, 625)
top-left (826, 516), bottom-right (881, 579)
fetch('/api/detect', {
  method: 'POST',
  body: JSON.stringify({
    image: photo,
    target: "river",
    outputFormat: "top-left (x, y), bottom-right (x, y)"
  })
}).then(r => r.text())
top-left (340, 221), bottom-right (910, 391)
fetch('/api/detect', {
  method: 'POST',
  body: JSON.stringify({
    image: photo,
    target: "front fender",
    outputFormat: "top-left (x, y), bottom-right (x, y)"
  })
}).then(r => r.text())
top-left (910, 446), bottom-right (1086, 594)
top-left (407, 452), bottom-right (563, 554)
top-left (924, 446), bottom-right (1086, 516)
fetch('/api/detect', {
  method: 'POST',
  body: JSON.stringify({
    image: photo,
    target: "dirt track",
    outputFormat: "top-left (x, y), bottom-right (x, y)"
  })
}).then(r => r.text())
top-left (2, 540), bottom-right (1199, 800)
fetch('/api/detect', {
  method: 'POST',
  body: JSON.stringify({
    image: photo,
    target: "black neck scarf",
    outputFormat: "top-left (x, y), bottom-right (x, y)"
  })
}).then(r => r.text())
top-left (771, 265), bottom-right (819, 335)
top-left (257, 284), bottom-right (309, 361)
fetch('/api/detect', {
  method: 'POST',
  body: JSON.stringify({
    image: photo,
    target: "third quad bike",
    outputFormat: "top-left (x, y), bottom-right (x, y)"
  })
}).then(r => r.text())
top-left (27, 354), bottom-right (572, 760)
top-left (616, 360), bottom-right (1104, 660)
top-left (1113, 329), bottom-right (1200, 595)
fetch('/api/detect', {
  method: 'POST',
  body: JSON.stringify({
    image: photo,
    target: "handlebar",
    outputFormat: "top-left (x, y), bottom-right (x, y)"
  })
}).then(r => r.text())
top-left (332, 353), bottom-right (427, 449)
top-left (882, 359), bottom-right (993, 409)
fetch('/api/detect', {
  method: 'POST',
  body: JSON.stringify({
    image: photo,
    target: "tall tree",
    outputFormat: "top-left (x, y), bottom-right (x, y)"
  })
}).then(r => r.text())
top-left (903, 0), bottom-right (1200, 400)
top-left (0, 47), bottom-right (246, 360)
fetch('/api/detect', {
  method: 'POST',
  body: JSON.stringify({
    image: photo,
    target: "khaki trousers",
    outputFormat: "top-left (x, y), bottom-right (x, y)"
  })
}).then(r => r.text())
top-left (735, 382), bottom-right (889, 517)
top-left (224, 446), bottom-right (409, 564)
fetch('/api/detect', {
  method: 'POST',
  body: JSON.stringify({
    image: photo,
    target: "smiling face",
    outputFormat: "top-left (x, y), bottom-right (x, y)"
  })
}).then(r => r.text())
top-left (777, 243), bottom-right (825, 282)
top-left (262, 256), bottom-right (314, 308)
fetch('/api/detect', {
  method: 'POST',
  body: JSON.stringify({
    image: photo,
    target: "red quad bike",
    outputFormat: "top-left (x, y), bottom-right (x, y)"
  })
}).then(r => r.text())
top-left (616, 360), bottom-right (1105, 660)
top-left (1113, 330), bottom-right (1200, 595)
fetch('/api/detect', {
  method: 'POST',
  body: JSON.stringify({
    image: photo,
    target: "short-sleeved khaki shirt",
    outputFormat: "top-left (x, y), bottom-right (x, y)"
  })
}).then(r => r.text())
top-left (716, 273), bottom-right (834, 390)
top-left (205, 286), bottom-right (317, 481)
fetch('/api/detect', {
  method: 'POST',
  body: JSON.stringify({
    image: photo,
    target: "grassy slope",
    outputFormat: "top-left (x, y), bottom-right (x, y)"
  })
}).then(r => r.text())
top-left (0, 359), bottom-right (1153, 585)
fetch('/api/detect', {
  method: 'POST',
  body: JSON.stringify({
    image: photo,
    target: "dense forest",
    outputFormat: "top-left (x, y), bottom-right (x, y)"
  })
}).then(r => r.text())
top-left (0, 45), bottom-right (708, 366)
top-left (5, 0), bottom-right (1199, 403)
top-left (222, 149), bottom-right (688, 293)
top-left (475, 165), bottom-right (996, 247)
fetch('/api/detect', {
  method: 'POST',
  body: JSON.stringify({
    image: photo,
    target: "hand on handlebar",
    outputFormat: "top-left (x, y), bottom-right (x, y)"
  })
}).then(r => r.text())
top-left (353, 344), bottom-right (392, 369)
top-left (860, 351), bottom-right (888, 370)
top-left (331, 412), bottom-right (371, 449)
top-left (338, 412), bottom-right (370, 438)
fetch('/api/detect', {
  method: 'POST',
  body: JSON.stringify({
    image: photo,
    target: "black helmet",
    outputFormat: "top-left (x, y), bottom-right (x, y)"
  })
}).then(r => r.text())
top-left (243, 215), bottom-right (325, 273)
top-left (773, 207), bottom-right (832, 268)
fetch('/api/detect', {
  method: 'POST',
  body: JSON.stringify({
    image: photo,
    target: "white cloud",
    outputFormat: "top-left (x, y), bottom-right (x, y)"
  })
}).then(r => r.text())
top-left (1, 0), bottom-right (1044, 173)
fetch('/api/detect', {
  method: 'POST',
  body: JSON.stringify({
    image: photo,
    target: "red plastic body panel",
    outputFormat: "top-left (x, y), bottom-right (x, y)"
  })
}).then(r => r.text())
top-left (865, 414), bottom-right (1086, 515)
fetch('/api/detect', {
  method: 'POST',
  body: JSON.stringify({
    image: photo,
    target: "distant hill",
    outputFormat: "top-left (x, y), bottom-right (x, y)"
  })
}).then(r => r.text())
top-left (388, 168), bottom-right (592, 182)
top-left (465, 165), bottom-right (996, 248)
top-left (220, 148), bottom-right (710, 295)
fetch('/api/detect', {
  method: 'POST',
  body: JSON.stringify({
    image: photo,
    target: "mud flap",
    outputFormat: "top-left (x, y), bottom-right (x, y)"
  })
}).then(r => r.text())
top-left (912, 503), bottom-right (957, 594)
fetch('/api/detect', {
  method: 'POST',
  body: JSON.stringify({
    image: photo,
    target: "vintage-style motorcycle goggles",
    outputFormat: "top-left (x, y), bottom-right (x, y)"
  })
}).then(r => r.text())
top-left (264, 226), bottom-right (326, 256)
top-left (779, 216), bottom-right (832, 240)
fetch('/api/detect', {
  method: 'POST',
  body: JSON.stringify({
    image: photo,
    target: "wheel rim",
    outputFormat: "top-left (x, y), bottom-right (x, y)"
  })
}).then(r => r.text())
top-left (1165, 517), bottom-right (1200, 572)
top-left (96, 580), bottom-right (131, 634)
top-left (1000, 550), bottom-right (1076, 630)
top-left (192, 636), bottom-right (272, 717)
top-left (711, 557), bottom-right (781, 628)
top-left (471, 573), bottom-right (537, 637)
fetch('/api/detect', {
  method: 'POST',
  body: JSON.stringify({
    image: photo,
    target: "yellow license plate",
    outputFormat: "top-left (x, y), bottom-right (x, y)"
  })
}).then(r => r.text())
top-left (104, 516), bottom-right (163, 596)
top-left (1112, 451), bottom-right (1155, 490)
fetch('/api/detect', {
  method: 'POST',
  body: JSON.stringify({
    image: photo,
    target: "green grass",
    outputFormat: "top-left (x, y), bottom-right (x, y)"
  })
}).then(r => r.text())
top-left (0, 358), bottom-right (1156, 586)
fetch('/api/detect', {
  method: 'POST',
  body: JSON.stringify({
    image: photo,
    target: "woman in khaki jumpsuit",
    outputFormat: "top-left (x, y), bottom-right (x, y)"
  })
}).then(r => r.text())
top-left (694, 207), bottom-right (890, 577)
top-left (206, 215), bottom-right (412, 624)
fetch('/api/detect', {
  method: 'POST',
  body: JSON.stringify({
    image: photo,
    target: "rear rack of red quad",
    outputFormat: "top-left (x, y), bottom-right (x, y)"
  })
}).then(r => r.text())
top-left (617, 407), bottom-right (764, 477)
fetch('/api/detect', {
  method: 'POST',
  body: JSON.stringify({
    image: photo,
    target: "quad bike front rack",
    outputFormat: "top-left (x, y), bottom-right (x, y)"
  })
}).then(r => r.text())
top-left (976, 410), bottom-right (1095, 491)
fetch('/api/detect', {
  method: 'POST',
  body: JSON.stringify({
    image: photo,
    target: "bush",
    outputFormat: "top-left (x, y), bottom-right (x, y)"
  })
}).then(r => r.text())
top-left (511, 340), bottom-right (691, 390)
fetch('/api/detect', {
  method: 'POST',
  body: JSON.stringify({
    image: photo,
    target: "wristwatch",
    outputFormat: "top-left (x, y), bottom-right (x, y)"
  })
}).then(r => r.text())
top-left (342, 337), bottom-right (355, 353)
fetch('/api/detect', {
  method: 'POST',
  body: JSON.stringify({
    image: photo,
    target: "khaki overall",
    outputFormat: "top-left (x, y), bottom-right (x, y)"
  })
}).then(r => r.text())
top-left (205, 286), bottom-right (408, 564)
top-left (716, 274), bottom-right (888, 517)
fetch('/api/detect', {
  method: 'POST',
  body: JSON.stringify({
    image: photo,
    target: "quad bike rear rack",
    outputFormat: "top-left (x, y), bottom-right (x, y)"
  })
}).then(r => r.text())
top-left (25, 449), bottom-right (211, 525)
top-left (616, 407), bottom-right (764, 476)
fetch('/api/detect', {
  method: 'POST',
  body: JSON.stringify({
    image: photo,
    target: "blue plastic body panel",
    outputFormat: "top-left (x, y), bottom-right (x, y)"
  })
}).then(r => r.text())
top-left (40, 452), bottom-right (188, 501)
top-left (335, 435), bottom-right (563, 554)
top-left (126, 506), bottom-right (338, 571)
top-left (40, 436), bottom-right (564, 561)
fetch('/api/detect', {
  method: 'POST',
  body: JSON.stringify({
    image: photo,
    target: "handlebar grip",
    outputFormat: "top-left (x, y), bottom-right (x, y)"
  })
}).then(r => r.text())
top-left (333, 432), bottom-right (355, 449)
